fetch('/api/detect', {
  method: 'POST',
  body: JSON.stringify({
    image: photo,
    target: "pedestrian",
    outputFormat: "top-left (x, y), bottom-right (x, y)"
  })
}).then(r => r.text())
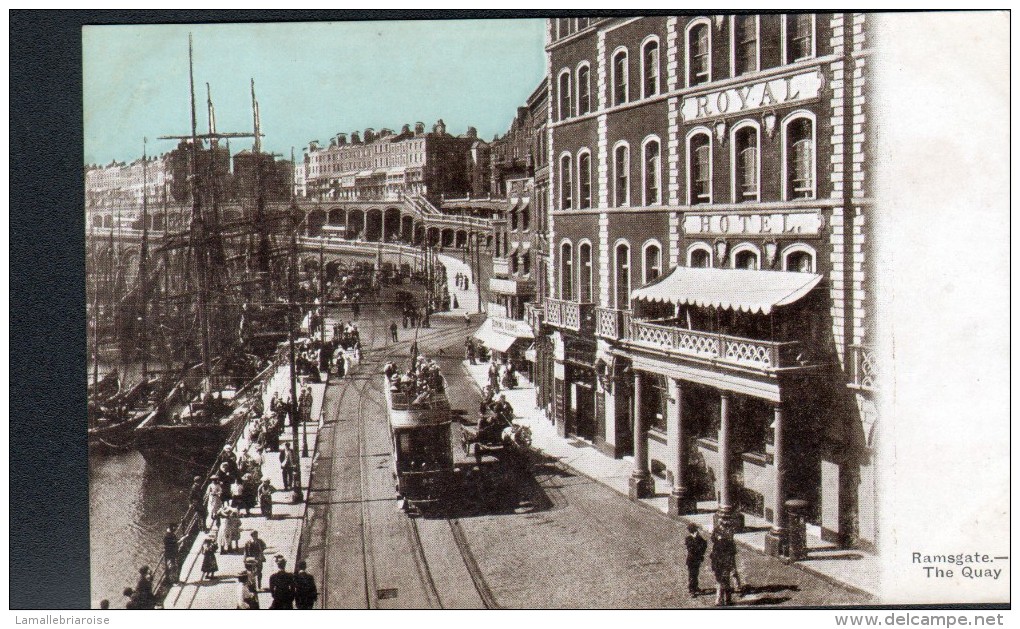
top-left (133, 565), bottom-right (156, 609)
top-left (98, 600), bottom-right (109, 610)
top-left (390, 321), bottom-right (399, 343)
top-left (294, 560), bottom-right (318, 609)
top-left (684, 523), bottom-right (708, 596)
top-left (710, 528), bottom-right (738, 606)
top-left (205, 479), bottom-right (223, 530)
top-left (465, 337), bottom-right (476, 365)
top-left (452, 294), bottom-right (459, 309)
top-left (163, 526), bottom-right (179, 583)
top-left (189, 475), bottom-right (208, 532)
top-left (244, 531), bottom-right (268, 589)
top-left (464, 311), bottom-right (471, 327)
top-left (122, 588), bottom-right (137, 610)
top-left (269, 556), bottom-right (296, 609)
top-left (237, 570), bottom-right (259, 609)
top-left (280, 443), bottom-right (295, 490)
top-left (200, 535), bottom-right (219, 581)
top-left (258, 478), bottom-right (276, 519)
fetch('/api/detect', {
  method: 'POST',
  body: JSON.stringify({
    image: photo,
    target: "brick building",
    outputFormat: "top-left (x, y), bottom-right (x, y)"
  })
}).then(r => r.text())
top-left (538, 14), bottom-right (875, 552)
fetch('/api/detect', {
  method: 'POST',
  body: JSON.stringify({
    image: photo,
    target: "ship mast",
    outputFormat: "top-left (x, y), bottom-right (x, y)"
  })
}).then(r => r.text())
top-left (140, 137), bottom-right (150, 382)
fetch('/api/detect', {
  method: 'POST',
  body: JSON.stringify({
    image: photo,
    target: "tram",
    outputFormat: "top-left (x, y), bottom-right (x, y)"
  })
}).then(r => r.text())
top-left (383, 366), bottom-right (455, 511)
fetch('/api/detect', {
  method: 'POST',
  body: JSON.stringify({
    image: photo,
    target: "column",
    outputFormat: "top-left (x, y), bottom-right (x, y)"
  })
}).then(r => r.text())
top-left (714, 392), bottom-right (743, 531)
top-left (668, 380), bottom-right (697, 516)
top-left (629, 371), bottom-right (653, 499)
top-left (765, 403), bottom-right (788, 556)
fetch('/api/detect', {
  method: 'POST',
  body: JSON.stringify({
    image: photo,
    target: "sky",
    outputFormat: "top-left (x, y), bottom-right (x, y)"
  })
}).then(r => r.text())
top-left (83, 19), bottom-right (547, 165)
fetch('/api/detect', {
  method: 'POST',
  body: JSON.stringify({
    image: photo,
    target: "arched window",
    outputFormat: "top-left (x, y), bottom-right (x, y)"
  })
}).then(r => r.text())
top-left (578, 241), bottom-right (593, 303)
top-left (688, 244), bottom-right (712, 268)
top-left (522, 204), bottom-right (531, 231)
top-left (560, 241), bottom-right (573, 300)
top-left (510, 208), bottom-right (518, 231)
top-left (687, 20), bottom-right (711, 87)
top-left (578, 151), bottom-right (592, 209)
top-left (522, 252), bottom-right (531, 275)
top-left (641, 38), bottom-right (660, 98)
top-left (612, 49), bottom-right (629, 106)
top-left (732, 15), bottom-right (760, 76)
top-left (614, 143), bottom-right (630, 207)
top-left (615, 241), bottom-right (631, 309)
top-left (732, 123), bottom-right (760, 202)
top-left (560, 153), bottom-right (573, 209)
top-left (688, 131), bottom-right (712, 205)
top-left (643, 138), bottom-right (661, 206)
top-left (558, 70), bottom-right (572, 121)
top-left (784, 114), bottom-right (816, 200)
top-left (784, 14), bottom-right (816, 63)
top-left (577, 64), bottom-right (591, 115)
top-left (511, 251), bottom-right (519, 274)
top-left (732, 246), bottom-right (760, 270)
top-left (643, 241), bottom-right (662, 284)
top-left (783, 245), bottom-right (816, 273)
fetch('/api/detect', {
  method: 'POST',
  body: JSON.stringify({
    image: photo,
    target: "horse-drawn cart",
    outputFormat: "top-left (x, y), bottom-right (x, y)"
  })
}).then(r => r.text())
top-left (461, 411), bottom-right (532, 467)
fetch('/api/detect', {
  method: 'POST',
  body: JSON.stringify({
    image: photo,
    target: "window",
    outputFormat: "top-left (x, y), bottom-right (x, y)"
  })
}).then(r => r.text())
top-left (510, 208), bottom-right (518, 230)
top-left (558, 71), bottom-right (572, 121)
top-left (560, 241), bottom-right (573, 299)
top-left (560, 154), bottom-right (573, 209)
top-left (523, 252), bottom-right (531, 275)
top-left (615, 242), bottom-right (631, 309)
top-left (579, 242), bottom-right (593, 303)
top-left (557, 18), bottom-right (570, 39)
top-left (733, 15), bottom-right (759, 76)
top-left (785, 116), bottom-right (815, 199)
top-left (613, 49), bottom-right (628, 106)
top-left (643, 138), bottom-right (661, 206)
top-left (687, 21), bottom-right (710, 86)
top-left (522, 204), bottom-right (531, 231)
top-left (783, 247), bottom-right (815, 273)
top-left (733, 124), bottom-right (759, 202)
top-left (511, 252), bottom-right (519, 274)
top-left (577, 64), bottom-right (591, 115)
top-left (643, 242), bottom-right (662, 283)
top-left (578, 152), bottom-right (592, 209)
top-left (688, 245), bottom-right (712, 268)
top-left (785, 14), bottom-right (815, 63)
top-left (642, 39), bottom-right (660, 98)
top-left (614, 143), bottom-right (630, 207)
top-left (689, 132), bottom-right (711, 204)
top-left (733, 247), bottom-right (759, 270)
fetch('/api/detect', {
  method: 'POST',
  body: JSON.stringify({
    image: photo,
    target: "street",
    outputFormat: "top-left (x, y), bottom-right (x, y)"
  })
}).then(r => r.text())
top-left (298, 301), bottom-right (871, 608)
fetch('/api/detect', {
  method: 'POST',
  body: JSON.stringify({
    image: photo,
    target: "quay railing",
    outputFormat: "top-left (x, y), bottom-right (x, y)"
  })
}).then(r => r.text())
top-left (150, 348), bottom-right (289, 604)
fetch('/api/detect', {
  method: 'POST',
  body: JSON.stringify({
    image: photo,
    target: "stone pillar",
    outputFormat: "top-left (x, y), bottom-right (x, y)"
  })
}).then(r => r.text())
top-left (714, 392), bottom-right (743, 531)
top-left (765, 403), bottom-right (788, 556)
top-left (629, 371), bottom-right (653, 499)
top-left (668, 380), bottom-right (697, 515)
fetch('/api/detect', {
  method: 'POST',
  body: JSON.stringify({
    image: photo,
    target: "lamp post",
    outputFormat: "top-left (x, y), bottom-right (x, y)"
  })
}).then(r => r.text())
top-left (287, 194), bottom-right (304, 504)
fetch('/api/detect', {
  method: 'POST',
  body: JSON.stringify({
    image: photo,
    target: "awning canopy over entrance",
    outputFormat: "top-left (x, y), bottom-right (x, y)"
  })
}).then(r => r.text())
top-left (473, 319), bottom-right (519, 353)
top-left (631, 266), bottom-right (823, 315)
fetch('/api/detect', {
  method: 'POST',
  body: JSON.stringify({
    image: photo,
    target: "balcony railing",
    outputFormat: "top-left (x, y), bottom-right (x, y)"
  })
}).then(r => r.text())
top-left (595, 307), bottom-right (628, 340)
top-left (849, 344), bottom-right (877, 391)
top-left (621, 314), bottom-right (807, 371)
top-left (545, 297), bottom-right (594, 333)
top-left (492, 257), bottom-right (510, 277)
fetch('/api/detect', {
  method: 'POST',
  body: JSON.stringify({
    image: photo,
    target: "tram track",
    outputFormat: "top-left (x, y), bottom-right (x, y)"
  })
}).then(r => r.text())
top-left (313, 309), bottom-right (493, 608)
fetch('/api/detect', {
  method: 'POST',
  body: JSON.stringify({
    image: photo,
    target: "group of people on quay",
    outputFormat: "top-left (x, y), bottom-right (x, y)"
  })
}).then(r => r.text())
top-left (384, 354), bottom-right (445, 404)
top-left (454, 271), bottom-right (470, 291)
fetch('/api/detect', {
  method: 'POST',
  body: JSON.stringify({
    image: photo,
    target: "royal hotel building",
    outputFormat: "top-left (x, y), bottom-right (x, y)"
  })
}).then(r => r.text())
top-left (538, 14), bottom-right (875, 552)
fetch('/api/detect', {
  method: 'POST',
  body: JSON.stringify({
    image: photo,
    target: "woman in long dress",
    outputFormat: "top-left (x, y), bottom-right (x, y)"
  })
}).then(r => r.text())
top-left (205, 479), bottom-right (223, 531)
top-left (216, 505), bottom-right (233, 552)
top-left (200, 536), bottom-right (219, 580)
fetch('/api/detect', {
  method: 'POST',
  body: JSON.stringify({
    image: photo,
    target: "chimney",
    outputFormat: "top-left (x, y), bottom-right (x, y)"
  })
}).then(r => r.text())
top-left (380, 128), bottom-right (393, 138)
top-left (351, 131), bottom-right (361, 143)
top-left (401, 124), bottom-right (411, 135)
top-left (414, 122), bottom-right (425, 135)
top-left (466, 126), bottom-right (477, 139)
top-left (364, 128), bottom-right (375, 142)
top-left (337, 133), bottom-right (347, 145)
top-left (433, 119), bottom-right (446, 135)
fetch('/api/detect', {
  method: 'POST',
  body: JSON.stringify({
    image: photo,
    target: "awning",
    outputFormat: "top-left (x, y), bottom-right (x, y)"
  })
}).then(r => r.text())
top-left (632, 266), bottom-right (822, 315)
top-left (473, 319), bottom-right (520, 353)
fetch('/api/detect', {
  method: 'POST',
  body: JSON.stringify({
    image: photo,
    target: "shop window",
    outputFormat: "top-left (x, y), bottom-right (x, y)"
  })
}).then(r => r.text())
top-left (689, 132), bottom-right (712, 205)
top-left (643, 138), bottom-right (661, 206)
top-left (687, 21), bottom-right (710, 86)
top-left (613, 49), bottom-right (629, 106)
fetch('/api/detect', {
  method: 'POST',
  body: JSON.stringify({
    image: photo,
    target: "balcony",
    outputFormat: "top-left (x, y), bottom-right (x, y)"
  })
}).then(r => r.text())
top-left (492, 257), bottom-right (510, 277)
top-left (595, 307), bottom-right (628, 341)
top-left (545, 297), bottom-right (594, 333)
top-left (849, 344), bottom-right (877, 391)
top-left (620, 315), bottom-right (809, 372)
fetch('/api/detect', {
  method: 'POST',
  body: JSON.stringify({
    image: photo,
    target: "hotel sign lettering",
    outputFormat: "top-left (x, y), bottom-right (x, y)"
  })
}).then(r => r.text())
top-left (680, 70), bottom-right (823, 123)
top-left (683, 211), bottom-right (823, 237)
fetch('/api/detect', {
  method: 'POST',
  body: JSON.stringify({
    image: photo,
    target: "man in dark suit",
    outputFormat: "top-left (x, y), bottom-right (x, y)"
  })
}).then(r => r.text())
top-left (293, 560), bottom-right (318, 609)
top-left (268, 556), bottom-right (296, 609)
top-left (684, 523), bottom-right (708, 595)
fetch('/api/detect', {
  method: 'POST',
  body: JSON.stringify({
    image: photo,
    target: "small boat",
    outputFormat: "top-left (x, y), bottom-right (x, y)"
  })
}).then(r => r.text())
top-left (88, 376), bottom-right (164, 454)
